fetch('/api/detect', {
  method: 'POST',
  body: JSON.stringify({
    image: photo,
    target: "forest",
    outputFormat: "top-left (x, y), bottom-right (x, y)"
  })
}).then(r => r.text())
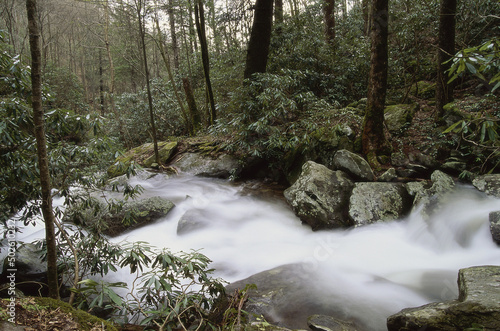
top-left (1, 0), bottom-right (500, 330)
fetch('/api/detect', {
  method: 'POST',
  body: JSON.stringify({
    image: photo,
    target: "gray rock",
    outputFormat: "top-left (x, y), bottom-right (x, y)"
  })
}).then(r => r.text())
top-left (65, 196), bottom-right (175, 237)
top-left (472, 174), bottom-right (500, 198)
top-left (378, 168), bottom-right (397, 182)
top-left (284, 161), bottom-right (354, 230)
top-left (387, 265), bottom-right (500, 331)
top-left (412, 170), bottom-right (456, 219)
top-left (489, 211), bottom-right (500, 245)
top-left (308, 315), bottom-right (359, 331)
top-left (177, 209), bottom-right (210, 235)
top-left (226, 264), bottom-right (361, 330)
top-left (348, 183), bottom-right (412, 226)
top-left (173, 152), bottom-right (240, 179)
top-left (332, 150), bottom-right (374, 181)
top-left (384, 104), bottom-right (418, 135)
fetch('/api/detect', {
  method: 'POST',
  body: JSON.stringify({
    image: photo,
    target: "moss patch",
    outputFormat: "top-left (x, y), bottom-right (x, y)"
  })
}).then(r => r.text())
top-left (0, 297), bottom-right (118, 331)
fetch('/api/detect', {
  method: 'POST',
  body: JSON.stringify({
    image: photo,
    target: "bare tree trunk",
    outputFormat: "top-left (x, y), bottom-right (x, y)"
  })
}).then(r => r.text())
top-left (26, 0), bottom-right (59, 300)
top-left (194, 0), bottom-right (216, 125)
top-left (323, 0), bottom-right (335, 45)
top-left (362, 0), bottom-right (371, 36)
top-left (136, 0), bottom-right (159, 164)
top-left (362, 0), bottom-right (389, 168)
top-left (275, 0), bottom-right (283, 24)
top-left (244, 0), bottom-right (274, 80)
top-left (436, 0), bottom-right (457, 119)
top-left (167, 0), bottom-right (180, 70)
top-left (182, 77), bottom-right (202, 134)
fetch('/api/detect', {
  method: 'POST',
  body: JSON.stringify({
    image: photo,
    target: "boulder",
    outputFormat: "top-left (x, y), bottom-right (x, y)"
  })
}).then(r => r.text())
top-left (308, 315), bottom-right (359, 331)
top-left (65, 196), bottom-right (175, 237)
top-left (107, 141), bottom-right (178, 178)
top-left (384, 104), bottom-right (418, 135)
top-left (332, 150), bottom-right (375, 181)
top-left (411, 170), bottom-right (456, 219)
top-left (0, 243), bottom-right (48, 296)
top-left (172, 152), bottom-right (240, 179)
top-left (177, 209), bottom-right (210, 235)
top-left (348, 183), bottom-right (412, 226)
top-left (284, 161), bottom-right (354, 230)
top-left (387, 265), bottom-right (500, 331)
top-left (472, 174), bottom-right (500, 198)
top-left (489, 211), bottom-right (500, 245)
top-left (226, 264), bottom-right (361, 330)
top-left (409, 81), bottom-right (436, 99)
top-left (378, 168), bottom-right (397, 182)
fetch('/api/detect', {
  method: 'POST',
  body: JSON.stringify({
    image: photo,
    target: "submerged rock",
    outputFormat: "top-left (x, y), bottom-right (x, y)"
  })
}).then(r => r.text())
top-left (308, 314), bottom-right (359, 331)
top-left (284, 161), bottom-right (354, 230)
top-left (411, 170), bottom-right (456, 219)
top-left (348, 182), bottom-right (412, 226)
top-left (387, 265), bottom-right (500, 331)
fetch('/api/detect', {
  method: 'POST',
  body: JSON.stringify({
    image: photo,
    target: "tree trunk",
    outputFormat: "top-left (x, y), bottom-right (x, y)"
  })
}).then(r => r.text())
top-left (136, 0), bottom-right (159, 164)
top-left (194, 0), bottom-right (216, 125)
top-left (436, 0), bottom-right (457, 119)
top-left (167, 0), bottom-right (180, 70)
top-left (275, 0), bottom-right (283, 23)
top-left (244, 0), bottom-right (274, 80)
top-left (362, 0), bottom-right (389, 168)
top-left (323, 0), bottom-right (335, 45)
top-left (26, 0), bottom-right (59, 300)
top-left (182, 77), bottom-right (202, 134)
top-left (362, 0), bottom-right (371, 36)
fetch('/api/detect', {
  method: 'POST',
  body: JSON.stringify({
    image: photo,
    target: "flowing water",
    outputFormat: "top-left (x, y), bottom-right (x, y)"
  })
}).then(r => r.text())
top-left (13, 173), bottom-right (500, 330)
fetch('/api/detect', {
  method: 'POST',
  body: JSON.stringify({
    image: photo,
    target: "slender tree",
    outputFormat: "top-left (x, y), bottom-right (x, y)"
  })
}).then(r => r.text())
top-left (323, 0), bottom-right (335, 44)
top-left (244, 0), bottom-right (274, 80)
top-left (361, 0), bottom-right (390, 167)
top-left (26, 0), bottom-right (59, 299)
top-left (436, 0), bottom-right (457, 119)
top-left (135, 0), bottom-right (159, 163)
top-left (167, 0), bottom-right (180, 70)
top-left (194, 0), bottom-right (216, 125)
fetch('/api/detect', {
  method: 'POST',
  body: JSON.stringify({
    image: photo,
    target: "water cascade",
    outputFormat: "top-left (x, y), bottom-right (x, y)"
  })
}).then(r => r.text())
top-left (14, 173), bottom-right (500, 330)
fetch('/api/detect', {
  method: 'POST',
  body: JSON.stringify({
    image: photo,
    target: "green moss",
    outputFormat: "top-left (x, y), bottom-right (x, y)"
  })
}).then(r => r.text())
top-left (34, 297), bottom-right (118, 331)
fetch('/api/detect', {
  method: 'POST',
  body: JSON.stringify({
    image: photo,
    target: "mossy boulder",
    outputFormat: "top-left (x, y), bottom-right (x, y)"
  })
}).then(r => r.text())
top-left (107, 141), bottom-right (178, 178)
top-left (410, 81), bottom-right (436, 99)
top-left (64, 196), bottom-right (175, 237)
top-left (384, 103), bottom-right (418, 135)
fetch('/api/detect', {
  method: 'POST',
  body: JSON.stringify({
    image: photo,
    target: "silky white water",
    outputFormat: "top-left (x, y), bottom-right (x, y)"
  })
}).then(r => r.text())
top-left (13, 173), bottom-right (500, 330)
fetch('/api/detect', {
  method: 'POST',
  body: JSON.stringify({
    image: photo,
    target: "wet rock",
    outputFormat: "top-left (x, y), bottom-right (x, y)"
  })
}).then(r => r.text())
top-left (348, 183), bottom-right (412, 226)
top-left (0, 243), bottom-right (48, 296)
top-left (472, 174), bottom-right (500, 198)
top-left (489, 211), bottom-right (500, 245)
top-left (65, 196), bottom-right (174, 237)
top-left (226, 264), bottom-right (359, 330)
top-left (172, 152), bottom-right (240, 179)
top-left (332, 150), bottom-right (374, 181)
top-left (177, 209), bottom-right (210, 235)
top-left (387, 265), bottom-right (500, 331)
top-left (284, 161), bottom-right (354, 230)
top-left (308, 314), bottom-right (359, 331)
top-left (411, 170), bottom-right (456, 219)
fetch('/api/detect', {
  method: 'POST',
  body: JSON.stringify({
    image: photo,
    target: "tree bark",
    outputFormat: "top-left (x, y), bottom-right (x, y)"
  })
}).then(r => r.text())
top-left (323, 0), bottom-right (335, 45)
top-left (136, 0), bottom-right (159, 164)
top-left (244, 0), bottom-right (274, 80)
top-left (182, 77), bottom-right (201, 134)
top-left (362, 0), bottom-right (389, 167)
top-left (275, 0), bottom-right (283, 24)
top-left (362, 0), bottom-right (371, 36)
top-left (26, 0), bottom-right (59, 300)
top-left (167, 0), bottom-right (180, 70)
top-left (194, 0), bottom-right (216, 125)
top-left (436, 0), bottom-right (457, 119)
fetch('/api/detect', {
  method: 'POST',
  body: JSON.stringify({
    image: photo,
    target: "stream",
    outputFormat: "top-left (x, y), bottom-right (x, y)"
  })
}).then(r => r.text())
top-left (14, 173), bottom-right (500, 330)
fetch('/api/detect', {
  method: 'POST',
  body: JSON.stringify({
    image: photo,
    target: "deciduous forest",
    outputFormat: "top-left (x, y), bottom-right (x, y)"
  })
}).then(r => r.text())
top-left (1, 0), bottom-right (499, 330)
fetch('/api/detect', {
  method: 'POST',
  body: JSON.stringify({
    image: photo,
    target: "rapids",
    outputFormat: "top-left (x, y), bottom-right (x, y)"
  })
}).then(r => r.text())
top-left (13, 173), bottom-right (500, 330)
